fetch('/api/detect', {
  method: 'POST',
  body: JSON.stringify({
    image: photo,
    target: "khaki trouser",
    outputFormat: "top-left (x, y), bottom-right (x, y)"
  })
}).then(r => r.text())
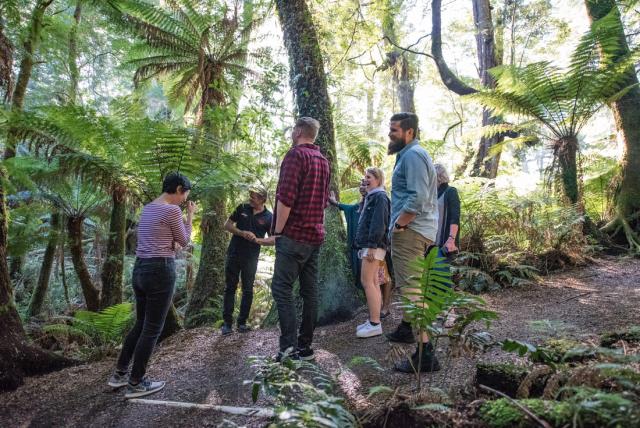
top-left (391, 228), bottom-right (433, 289)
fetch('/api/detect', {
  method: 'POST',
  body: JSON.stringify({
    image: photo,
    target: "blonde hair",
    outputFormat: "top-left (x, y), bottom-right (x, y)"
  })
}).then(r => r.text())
top-left (434, 163), bottom-right (449, 184)
top-left (365, 167), bottom-right (385, 188)
top-left (294, 117), bottom-right (320, 140)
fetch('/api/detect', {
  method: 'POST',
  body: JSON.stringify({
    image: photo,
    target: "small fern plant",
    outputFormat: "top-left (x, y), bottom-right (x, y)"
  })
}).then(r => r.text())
top-left (73, 303), bottom-right (134, 345)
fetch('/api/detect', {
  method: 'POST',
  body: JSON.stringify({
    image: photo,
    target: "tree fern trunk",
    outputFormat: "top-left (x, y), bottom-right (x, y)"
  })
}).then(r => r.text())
top-left (184, 196), bottom-right (227, 328)
top-left (275, 0), bottom-right (363, 324)
top-left (100, 187), bottom-right (126, 308)
top-left (586, 0), bottom-right (640, 244)
top-left (0, 19), bottom-right (13, 102)
top-left (67, 216), bottom-right (100, 312)
top-left (555, 137), bottom-right (580, 206)
top-left (27, 212), bottom-right (61, 318)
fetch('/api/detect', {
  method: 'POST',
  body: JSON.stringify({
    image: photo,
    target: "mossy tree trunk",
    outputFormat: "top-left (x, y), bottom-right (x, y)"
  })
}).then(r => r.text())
top-left (67, 216), bottom-right (100, 312)
top-left (586, 0), bottom-right (640, 250)
top-left (0, 169), bottom-right (75, 392)
top-left (185, 196), bottom-right (227, 328)
top-left (27, 212), bottom-right (61, 318)
top-left (100, 186), bottom-right (126, 308)
top-left (275, 0), bottom-right (363, 324)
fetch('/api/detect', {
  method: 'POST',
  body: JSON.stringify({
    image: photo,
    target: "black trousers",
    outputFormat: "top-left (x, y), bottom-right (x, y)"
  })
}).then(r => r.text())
top-left (270, 236), bottom-right (320, 352)
top-left (222, 251), bottom-right (259, 326)
top-left (116, 257), bottom-right (175, 383)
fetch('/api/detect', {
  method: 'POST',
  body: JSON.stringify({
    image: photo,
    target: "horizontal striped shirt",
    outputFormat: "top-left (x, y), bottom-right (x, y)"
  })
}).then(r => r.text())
top-left (136, 202), bottom-right (192, 258)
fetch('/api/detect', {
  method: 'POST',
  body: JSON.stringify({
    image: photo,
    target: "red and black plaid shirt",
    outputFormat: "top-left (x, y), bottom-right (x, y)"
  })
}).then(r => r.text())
top-left (272, 143), bottom-right (330, 245)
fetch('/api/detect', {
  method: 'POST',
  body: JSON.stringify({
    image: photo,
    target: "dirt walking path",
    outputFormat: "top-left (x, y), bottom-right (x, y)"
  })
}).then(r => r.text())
top-left (2, 256), bottom-right (638, 427)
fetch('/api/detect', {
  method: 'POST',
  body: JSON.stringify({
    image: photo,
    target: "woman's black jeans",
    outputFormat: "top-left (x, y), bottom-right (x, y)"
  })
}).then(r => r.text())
top-left (116, 257), bottom-right (176, 383)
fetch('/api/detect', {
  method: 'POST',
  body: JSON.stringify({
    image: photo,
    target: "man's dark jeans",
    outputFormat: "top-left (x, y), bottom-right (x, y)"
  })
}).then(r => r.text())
top-left (271, 235), bottom-right (320, 352)
top-left (222, 251), bottom-right (259, 326)
top-left (116, 257), bottom-right (175, 383)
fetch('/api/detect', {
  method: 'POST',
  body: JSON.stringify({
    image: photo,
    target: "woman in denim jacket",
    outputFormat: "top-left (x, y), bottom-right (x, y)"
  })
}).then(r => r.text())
top-left (354, 167), bottom-right (391, 338)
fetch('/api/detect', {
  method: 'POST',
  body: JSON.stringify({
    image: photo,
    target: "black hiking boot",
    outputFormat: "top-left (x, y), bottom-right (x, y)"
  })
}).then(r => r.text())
top-left (221, 323), bottom-right (233, 336)
top-left (386, 322), bottom-right (415, 344)
top-left (394, 343), bottom-right (441, 373)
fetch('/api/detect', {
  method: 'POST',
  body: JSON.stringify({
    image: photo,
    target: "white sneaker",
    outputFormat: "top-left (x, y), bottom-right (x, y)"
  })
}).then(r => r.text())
top-left (357, 320), bottom-right (369, 331)
top-left (125, 377), bottom-right (165, 399)
top-left (356, 321), bottom-right (382, 338)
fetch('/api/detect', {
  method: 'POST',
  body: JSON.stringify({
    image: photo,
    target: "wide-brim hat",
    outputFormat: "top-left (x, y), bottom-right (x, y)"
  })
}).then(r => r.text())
top-left (248, 184), bottom-right (268, 199)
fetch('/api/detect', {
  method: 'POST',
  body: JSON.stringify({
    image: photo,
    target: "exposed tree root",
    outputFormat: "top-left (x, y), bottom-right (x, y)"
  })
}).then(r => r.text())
top-left (601, 213), bottom-right (640, 252)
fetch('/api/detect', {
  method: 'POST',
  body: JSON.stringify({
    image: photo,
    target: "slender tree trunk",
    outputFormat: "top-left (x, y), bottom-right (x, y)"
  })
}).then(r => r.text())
top-left (470, 0), bottom-right (503, 178)
top-left (275, 0), bottom-right (362, 324)
top-left (431, 0), bottom-right (505, 178)
top-left (379, 0), bottom-right (416, 113)
top-left (185, 196), bottom-right (227, 327)
top-left (5, 0), bottom-right (54, 158)
top-left (100, 186), bottom-right (126, 308)
top-left (67, 216), bottom-right (100, 311)
top-left (68, 0), bottom-right (82, 105)
top-left (27, 212), bottom-right (61, 318)
top-left (586, 0), bottom-right (640, 248)
top-left (59, 240), bottom-right (70, 308)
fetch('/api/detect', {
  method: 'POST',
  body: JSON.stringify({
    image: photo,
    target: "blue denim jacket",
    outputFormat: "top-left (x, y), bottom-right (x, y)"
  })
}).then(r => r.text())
top-left (390, 140), bottom-right (438, 241)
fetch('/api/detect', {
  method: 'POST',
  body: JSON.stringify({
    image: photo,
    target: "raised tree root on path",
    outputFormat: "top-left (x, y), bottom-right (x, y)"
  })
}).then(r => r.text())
top-left (127, 398), bottom-right (275, 418)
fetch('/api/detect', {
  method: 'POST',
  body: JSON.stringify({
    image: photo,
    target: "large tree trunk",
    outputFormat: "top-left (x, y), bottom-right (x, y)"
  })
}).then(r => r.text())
top-left (5, 0), bottom-right (54, 158)
top-left (100, 187), bottom-right (126, 308)
top-left (67, 0), bottom-right (82, 105)
top-left (586, 0), bottom-right (640, 249)
top-left (0, 168), bottom-right (75, 392)
top-left (184, 196), bottom-right (227, 328)
top-left (27, 212), bottom-right (61, 318)
top-left (431, 0), bottom-right (504, 178)
top-left (275, 0), bottom-right (362, 324)
top-left (67, 216), bottom-right (100, 311)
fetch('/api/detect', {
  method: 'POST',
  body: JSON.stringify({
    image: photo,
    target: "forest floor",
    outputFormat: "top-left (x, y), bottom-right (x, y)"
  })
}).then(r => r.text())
top-left (2, 255), bottom-right (639, 427)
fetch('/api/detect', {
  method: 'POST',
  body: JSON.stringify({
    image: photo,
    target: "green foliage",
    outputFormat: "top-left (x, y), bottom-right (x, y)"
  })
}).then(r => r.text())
top-left (480, 398), bottom-right (572, 428)
top-left (600, 326), bottom-right (640, 347)
top-left (454, 181), bottom-right (586, 291)
top-left (248, 355), bottom-right (357, 428)
top-left (73, 302), bottom-right (134, 344)
top-left (401, 246), bottom-right (455, 338)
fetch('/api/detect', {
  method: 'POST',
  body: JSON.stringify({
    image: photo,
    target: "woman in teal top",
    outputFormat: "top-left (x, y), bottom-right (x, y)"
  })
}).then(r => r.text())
top-left (329, 181), bottom-right (366, 289)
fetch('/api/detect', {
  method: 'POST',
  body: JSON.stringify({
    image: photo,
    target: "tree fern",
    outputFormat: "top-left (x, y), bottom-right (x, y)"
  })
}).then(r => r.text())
top-left (402, 246), bottom-right (455, 337)
top-left (73, 302), bottom-right (134, 344)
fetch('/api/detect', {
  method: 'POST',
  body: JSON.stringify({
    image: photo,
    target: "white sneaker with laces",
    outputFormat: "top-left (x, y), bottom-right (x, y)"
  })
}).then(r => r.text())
top-left (356, 321), bottom-right (382, 338)
top-left (357, 320), bottom-right (369, 331)
top-left (107, 371), bottom-right (129, 388)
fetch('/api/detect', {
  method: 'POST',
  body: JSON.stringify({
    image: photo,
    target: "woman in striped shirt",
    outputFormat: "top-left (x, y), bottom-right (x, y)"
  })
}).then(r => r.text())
top-left (108, 172), bottom-right (195, 398)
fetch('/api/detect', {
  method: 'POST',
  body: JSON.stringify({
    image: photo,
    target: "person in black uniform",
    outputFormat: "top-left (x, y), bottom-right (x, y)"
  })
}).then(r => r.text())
top-left (221, 185), bottom-right (274, 335)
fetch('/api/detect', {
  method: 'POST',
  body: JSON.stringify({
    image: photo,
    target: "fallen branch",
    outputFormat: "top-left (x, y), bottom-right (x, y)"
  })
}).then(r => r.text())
top-left (478, 384), bottom-right (552, 428)
top-left (128, 399), bottom-right (275, 418)
top-left (556, 291), bottom-right (593, 303)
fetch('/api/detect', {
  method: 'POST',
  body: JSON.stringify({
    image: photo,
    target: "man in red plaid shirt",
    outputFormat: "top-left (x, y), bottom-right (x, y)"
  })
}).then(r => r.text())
top-left (271, 117), bottom-right (330, 362)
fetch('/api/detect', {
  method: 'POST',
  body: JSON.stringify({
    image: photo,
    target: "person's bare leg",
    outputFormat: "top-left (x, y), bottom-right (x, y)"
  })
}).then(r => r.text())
top-left (361, 259), bottom-right (382, 323)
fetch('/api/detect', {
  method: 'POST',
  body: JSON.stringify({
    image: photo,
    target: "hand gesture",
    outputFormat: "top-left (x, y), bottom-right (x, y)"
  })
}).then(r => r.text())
top-left (365, 248), bottom-right (376, 262)
top-left (444, 238), bottom-right (458, 253)
top-left (242, 231), bottom-right (257, 242)
top-left (328, 190), bottom-right (338, 205)
top-left (186, 201), bottom-right (196, 221)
